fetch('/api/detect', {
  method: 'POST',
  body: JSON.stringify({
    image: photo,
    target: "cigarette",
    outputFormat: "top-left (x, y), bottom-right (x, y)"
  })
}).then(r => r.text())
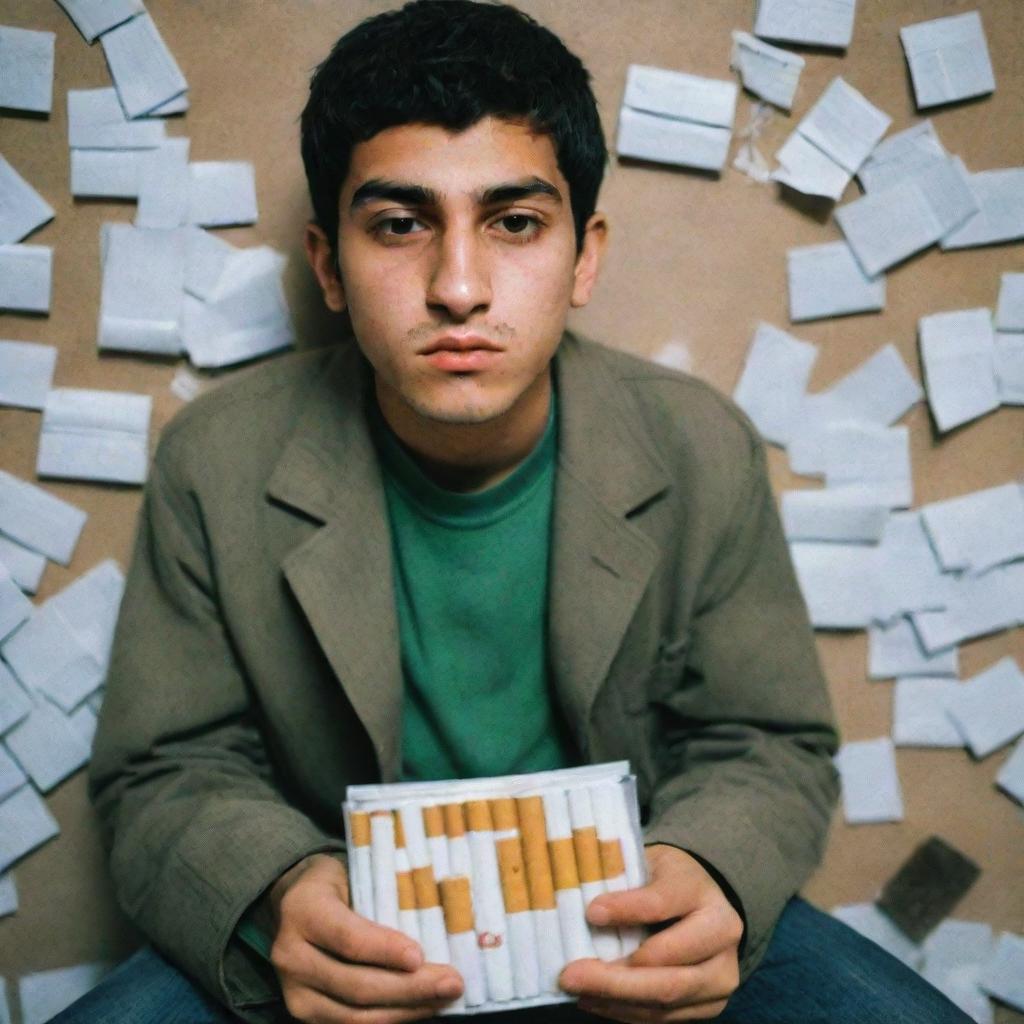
top-left (442, 801), bottom-right (473, 879)
top-left (395, 844), bottom-right (422, 946)
top-left (543, 789), bottom-right (596, 963)
top-left (398, 804), bottom-right (452, 970)
top-left (598, 781), bottom-right (645, 955)
top-left (516, 794), bottom-right (565, 994)
top-left (568, 787), bottom-right (622, 961)
top-left (369, 810), bottom-right (399, 929)
top-left (439, 876), bottom-right (487, 1008)
top-left (465, 799), bottom-right (515, 1003)
top-left (491, 798), bottom-right (541, 998)
top-left (422, 804), bottom-right (451, 880)
top-left (348, 810), bottom-right (375, 921)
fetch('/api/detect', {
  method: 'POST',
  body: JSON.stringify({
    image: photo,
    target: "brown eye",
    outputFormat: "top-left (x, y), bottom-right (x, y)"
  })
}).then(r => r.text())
top-left (502, 214), bottom-right (531, 233)
top-left (388, 218), bottom-right (418, 235)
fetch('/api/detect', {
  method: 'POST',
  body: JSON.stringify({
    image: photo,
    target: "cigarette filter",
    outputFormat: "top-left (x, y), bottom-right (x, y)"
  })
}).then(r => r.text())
top-left (568, 787), bottom-right (622, 961)
top-left (398, 803), bottom-right (451, 968)
top-left (423, 803), bottom-right (451, 880)
top-left (543, 789), bottom-right (596, 963)
top-left (440, 875), bottom-right (487, 1008)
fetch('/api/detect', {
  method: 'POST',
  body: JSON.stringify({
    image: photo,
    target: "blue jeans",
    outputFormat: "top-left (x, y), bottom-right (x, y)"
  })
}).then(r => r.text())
top-left (51, 898), bottom-right (973, 1023)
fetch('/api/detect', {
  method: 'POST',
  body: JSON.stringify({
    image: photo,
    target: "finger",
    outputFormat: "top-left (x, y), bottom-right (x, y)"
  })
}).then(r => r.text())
top-left (627, 906), bottom-right (743, 968)
top-left (303, 950), bottom-right (463, 1008)
top-left (561, 952), bottom-right (737, 1006)
top-left (284, 985), bottom-right (442, 1024)
top-left (577, 996), bottom-right (731, 1022)
top-left (586, 880), bottom-right (699, 929)
top-left (306, 906), bottom-right (424, 971)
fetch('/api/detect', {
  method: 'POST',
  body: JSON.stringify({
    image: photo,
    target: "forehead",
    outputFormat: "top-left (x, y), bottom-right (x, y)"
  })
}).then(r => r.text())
top-left (341, 116), bottom-right (566, 202)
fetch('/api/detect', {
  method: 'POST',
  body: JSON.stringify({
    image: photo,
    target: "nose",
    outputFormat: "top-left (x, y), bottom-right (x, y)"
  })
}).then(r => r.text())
top-left (425, 224), bottom-right (491, 321)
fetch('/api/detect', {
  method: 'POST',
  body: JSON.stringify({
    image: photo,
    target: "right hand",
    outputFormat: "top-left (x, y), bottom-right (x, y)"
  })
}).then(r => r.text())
top-left (269, 853), bottom-right (464, 1023)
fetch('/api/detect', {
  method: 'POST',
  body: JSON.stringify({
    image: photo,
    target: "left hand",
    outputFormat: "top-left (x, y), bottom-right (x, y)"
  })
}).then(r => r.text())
top-left (558, 844), bottom-right (744, 1022)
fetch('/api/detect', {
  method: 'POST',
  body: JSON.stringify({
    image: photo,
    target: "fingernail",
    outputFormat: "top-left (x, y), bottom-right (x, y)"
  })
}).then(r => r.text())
top-left (588, 903), bottom-right (610, 926)
top-left (436, 977), bottom-right (462, 1000)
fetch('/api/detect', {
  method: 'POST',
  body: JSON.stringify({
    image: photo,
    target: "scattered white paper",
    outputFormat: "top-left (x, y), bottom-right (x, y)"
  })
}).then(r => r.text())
top-left (729, 31), bottom-right (803, 111)
top-left (70, 148), bottom-right (143, 199)
top-left (0, 784), bottom-right (59, 873)
top-left (869, 617), bottom-right (958, 680)
top-left (922, 920), bottom-right (995, 1024)
top-left (38, 388), bottom-right (152, 486)
top-left (996, 738), bottom-right (1024, 805)
top-left (772, 133), bottom-right (852, 201)
top-left (980, 932), bottom-right (1024, 1012)
top-left (0, 469), bottom-right (87, 565)
top-left (900, 11), bottom-right (995, 110)
top-left (46, 559), bottom-right (124, 673)
top-left (918, 307), bottom-right (999, 432)
top-left (732, 322), bottom-right (817, 446)
top-left (941, 167), bottom-right (1024, 250)
top-left (0, 339), bottom-right (55, 410)
top-left (871, 512), bottom-right (954, 623)
top-left (835, 737), bottom-right (903, 823)
top-left (0, 243), bottom-right (52, 313)
top-left (18, 963), bottom-right (111, 1024)
top-left (921, 483), bottom-right (1024, 574)
top-left (69, 704), bottom-right (98, 751)
top-left (623, 63), bottom-right (738, 130)
top-left (857, 120), bottom-right (947, 192)
top-left (0, 744), bottom-right (26, 802)
top-left (787, 240), bottom-right (884, 322)
top-left (0, 660), bottom-right (32, 735)
top-left (0, 871), bottom-right (16, 918)
top-left (996, 273), bottom-right (1024, 332)
top-left (781, 487), bottom-right (888, 543)
top-left (0, 561), bottom-right (31, 642)
top-left (945, 657), bottom-right (1024, 759)
top-left (616, 106), bottom-right (733, 174)
top-left (98, 223), bottom-right (185, 354)
top-left (55, 0), bottom-right (143, 43)
top-left (994, 332), bottom-right (1024, 405)
top-left (0, 25), bottom-right (55, 114)
top-left (892, 677), bottom-right (964, 747)
top-left (184, 225), bottom-right (234, 300)
top-left (832, 903), bottom-right (921, 967)
top-left (754, 0), bottom-right (856, 49)
top-left (150, 92), bottom-right (188, 116)
top-left (790, 541), bottom-right (876, 629)
top-left (66, 87), bottom-right (165, 150)
top-left (188, 161), bottom-right (258, 227)
top-left (0, 536), bottom-right (45, 594)
top-left (135, 137), bottom-right (190, 228)
top-left (100, 12), bottom-right (187, 118)
top-left (3, 695), bottom-right (92, 792)
top-left (0, 155), bottom-right (54, 245)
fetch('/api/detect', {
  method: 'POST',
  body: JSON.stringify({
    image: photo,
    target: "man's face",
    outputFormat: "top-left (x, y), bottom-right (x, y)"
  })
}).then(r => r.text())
top-left (310, 117), bottom-right (605, 430)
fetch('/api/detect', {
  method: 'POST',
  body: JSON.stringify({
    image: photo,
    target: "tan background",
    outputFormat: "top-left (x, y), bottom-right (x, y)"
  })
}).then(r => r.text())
top-left (0, 0), bottom-right (1021, 1020)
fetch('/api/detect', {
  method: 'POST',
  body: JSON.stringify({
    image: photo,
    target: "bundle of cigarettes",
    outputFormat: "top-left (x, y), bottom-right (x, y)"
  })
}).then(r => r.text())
top-left (342, 761), bottom-right (647, 1015)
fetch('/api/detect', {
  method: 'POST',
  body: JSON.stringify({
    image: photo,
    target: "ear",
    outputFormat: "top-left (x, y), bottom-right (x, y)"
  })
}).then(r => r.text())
top-left (303, 222), bottom-right (347, 313)
top-left (570, 212), bottom-right (609, 309)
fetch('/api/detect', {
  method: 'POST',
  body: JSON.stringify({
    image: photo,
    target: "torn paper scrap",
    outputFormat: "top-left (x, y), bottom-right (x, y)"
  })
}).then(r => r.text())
top-left (66, 87), bottom-right (165, 150)
top-left (0, 244), bottom-right (52, 313)
top-left (996, 738), bottom-right (1024, 805)
top-left (834, 737), bottom-right (903, 824)
top-left (46, 559), bottom-right (124, 673)
top-left (0, 469), bottom-right (87, 565)
top-left (997, 333), bottom-right (1024, 404)
top-left (184, 226), bottom-right (235, 300)
top-left (857, 120), bottom-right (946, 191)
top-left (0, 871), bottom-right (15, 918)
top-left (169, 366), bottom-right (205, 403)
top-left (831, 903), bottom-right (921, 968)
top-left (0, 561), bottom-right (31, 642)
top-left (0, 536), bottom-right (45, 594)
top-left (732, 100), bottom-right (774, 184)
top-left (732, 322), bottom-right (817, 446)
top-left (38, 388), bottom-right (152, 486)
top-left (98, 223), bottom-right (185, 354)
top-left (996, 273), bottom-right (1024, 332)
top-left (789, 541), bottom-right (876, 629)
top-left (944, 657), bottom-right (1024, 759)
top-left (754, 0), bottom-right (856, 49)
top-left (781, 487), bottom-right (888, 543)
top-left (980, 932), bottom-right (1024, 1013)
top-left (70, 149), bottom-right (143, 200)
top-left (918, 307), bottom-right (999, 433)
top-left (921, 483), bottom-right (1024, 575)
top-left (922, 920), bottom-right (995, 1024)
top-left (0, 155), bottom-right (54, 245)
top-left (729, 32), bottom-right (803, 111)
top-left (787, 240), bottom-right (884, 322)
top-left (0, 25), bottom-right (55, 114)
top-left (0, 784), bottom-right (59, 873)
top-left (892, 677), bottom-right (963, 748)
top-left (150, 92), bottom-right (188, 116)
top-left (871, 513), bottom-right (954, 624)
top-left (135, 137), bottom-right (190, 229)
top-left (18, 963), bottom-right (111, 1024)
top-left (0, 339), bottom-right (56, 410)
top-left (941, 167), bottom-right (1024, 250)
top-left (3, 695), bottom-right (93, 792)
top-left (100, 12), bottom-right (187, 118)
top-left (869, 618), bottom-right (958, 680)
top-left (772, 133), bottom-right (851, 201)
top-left (616, 107), bottom-right (732, 174)
top-left (55, 0), bottom-right (143, 43)
top-left (0, 744), bottom-right (26, 802)
top-left (0, 660), bottom-right (32, 734)
top-left (188, 161), bottom-right (258, 227)
top-left (900, 11), bottom-right (994, 110)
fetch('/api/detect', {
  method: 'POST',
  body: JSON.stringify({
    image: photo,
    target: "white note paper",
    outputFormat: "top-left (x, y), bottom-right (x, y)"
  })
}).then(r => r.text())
top-left (781, 487), bottom-right (888, 544)
top-left (55, 0), bottom-right (143, 43)
top-left (869, 617), bottom-right (958, 680)
top-left (754, 0), bottom-right (856, 49)
top-left (730, 32), bottom-right (803, 111)
top-left (892, 677), bottom-right (964, 748)
top-left (0, 155), bottom-right (54, 245)
top-left (921, 483), bottom-right (1024, 574)
top-left (857, 120), bottom-right (947, 192)
top-left (47, 559), bottom-right (124, 673)
top-left (980, 932), bottom-right (1024, 1013)
top-left (100, 13), bottom-right (187, 118)
top-left (184, 226), bottom-right (235, 300)
top-left (616, 107), bottom-right (733, 174)
top-left (0, 244), bottom-right (52, 313)
top-left (67, 87), bottom-right (165, 150)
top-left (188, 161), bottom-right (258, 227)
top-left (135, 137), bottom-right (191, 229)
top-left (835, 737), bottom-right (903, 824)
top-left (0, 784), bottom-right (59, 873)
top-left (996, 738), bottom-right (1024, 805)
top-left (871, 512), bottom-right (954, 624)
top-left (0, 25), bottom-right (55, 114)
top-left (995, 332), bottom-right (1024, 405)
top-left (900, 11), bottom-right (995, 110)
top-left (0, 469), bottom-right (87, 565)
top-left (3, 696), bottom-right (92, 792)
top-left (0, 871), bottom-right (16, 918)
top-left (0, 536), bottom-right (45, 594)
top-left (787, 240), bottom-right (885, 322)
top-left (941, 167), bottom-right (1024, 250)
top-left (70, 149), bottom-right (143, 199)
top-left (832, 903), bottom-right (922, 967)
top-left (0, 339), bottom-right (56, 410)
top-left (0, 561), bottom-right (31, 642)
top-left (996, 273), bottom-right (1024, 332)
top-left (789, 541), bottom-right (876, 629)
top-left (18, 964), bottom-right (111, 1024)
top-left (0, 745), bottom-right (27, 802)
top-left (922, 920), bottom-right (995, 1024)
top-left (0, 661), bottom-right (32, 737)
top-left (944, 657), bottom-right (1024, 759)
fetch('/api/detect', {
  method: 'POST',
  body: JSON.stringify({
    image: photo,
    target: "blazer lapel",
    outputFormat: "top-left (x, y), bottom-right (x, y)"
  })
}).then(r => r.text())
top-left (267, 346), bottom-right (404, 782)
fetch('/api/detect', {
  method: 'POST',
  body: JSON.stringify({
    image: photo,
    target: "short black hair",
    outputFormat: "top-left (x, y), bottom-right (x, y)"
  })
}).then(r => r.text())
top-left (300, 0), bottom-right (607, 253)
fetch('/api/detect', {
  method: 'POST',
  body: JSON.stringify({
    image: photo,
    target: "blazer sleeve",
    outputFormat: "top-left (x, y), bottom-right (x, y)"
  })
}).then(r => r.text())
top-left (88, 441), bottom-right (346, 1021)
top-left (641, 429), bottom-right (840, 981)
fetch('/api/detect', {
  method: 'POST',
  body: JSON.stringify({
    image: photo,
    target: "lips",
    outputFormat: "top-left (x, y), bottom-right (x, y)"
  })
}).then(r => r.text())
top-left (418, 334), bottom-right (504, 372)
top-left (418, 334), bottom-right (503, 356)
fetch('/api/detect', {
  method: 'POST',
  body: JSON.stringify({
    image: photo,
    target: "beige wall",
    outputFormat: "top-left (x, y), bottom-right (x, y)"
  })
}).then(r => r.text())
top-left (0, 1), bottom-right (1021, 1020)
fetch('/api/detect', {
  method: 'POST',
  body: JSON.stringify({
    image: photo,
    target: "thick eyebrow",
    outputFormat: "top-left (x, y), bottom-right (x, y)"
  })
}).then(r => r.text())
top-left (349, 176), bottom-right (562, 212)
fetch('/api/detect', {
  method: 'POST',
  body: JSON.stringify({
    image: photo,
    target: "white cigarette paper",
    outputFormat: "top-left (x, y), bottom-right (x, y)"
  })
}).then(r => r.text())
top-left (543, 789), bottom-right (596, 964)
top-left (369, 810), bottom-right (399, 929)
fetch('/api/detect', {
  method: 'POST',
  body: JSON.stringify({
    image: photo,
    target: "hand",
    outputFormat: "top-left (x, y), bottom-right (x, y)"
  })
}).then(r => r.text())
top-left (269, 853), bottom-right (464, 1023)
top-left (558, 844), bottom-right (743, 1022)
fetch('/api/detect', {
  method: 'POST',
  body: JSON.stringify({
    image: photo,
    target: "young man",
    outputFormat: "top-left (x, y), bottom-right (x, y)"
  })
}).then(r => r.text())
top-left (66, 3), bottom-right (972, 1023)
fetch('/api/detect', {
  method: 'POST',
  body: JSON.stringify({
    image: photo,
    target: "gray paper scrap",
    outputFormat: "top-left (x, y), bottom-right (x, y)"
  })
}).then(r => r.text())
top-left (787, 240), bottom-right (884, 322)
top-left (66, 87), bottom-right (165, 150)
top-left (789, 541), bottom-right (876, 629)
top-left (857, 120), bottom-right (947, 192)
top-left (0, 243), bottom-right (52, 313)
top-left (980, 932), bottom-right (1024, 1012)
top-left (732, 322), bottom-right (817, 447)
top-left (998, 333), bottom-right (1024, 404)
top-left (944, 657), bottom-right (1024, 759)
top-left (941, 167), bottom-right (1024, 250)
top-left (0, 784), bottom-right (59, 873)
top-left (831, 903), bottom-right (921, 968)
top-left (834, 737), bottom-right (903, 824)
top-left (38, 388), bottom-right (152, 486)
top-left (616, 106), bottom-right (732, 174)
top-left (900, 11), bottom-right (995, 110)
top-left (3, 696), bottom-right (92, 792)
top-left (188, 161), bottom-right (258, 227)
top-left (0, 536), bottom-right (45, 594)
top-left (0, 744), bottom-right (26, 802)
top-left (0, 339), bottom-right (55, 410)
top-left (18, 963), bottom-right (111, 1024)
top-left (0, 155), bottom-right (54, 245)
top-left (922, 920), bottom-right (995, 1024)
top-left (869, 617), bottom-right (958, 680)
top-left (892, 677), bottom-right (964, 748)
top-left (0, 561), bottom-right (31, 642)
top-left (56, 0), bottom-right (143, 43)
top-left (871, 512), bottom-right (954, 624)
top-left (0, 871), bottom-right (15, 918)
top-left (996, 273), bottom-right (1024, 332)
top-left (781, 487), bottom-right (888, 543)
top-left (919, 307), bottom-right (999, 433)
top-left (100, 13), bottom-right (187, 118)
top-left (0, 25), bottom-right (55, 114)
top-left (996, 738), bottom-right (1024, 805)
top-left (70, 148), bottom-right (143, 199)
top-left (135, 137), bottom-right (190, 228)
top-left (98, 222), bottom-right (185, 354)
top-left (0, 469), bottom-right (87, 565)
top-left (0, 660), bottom-right (31, 735)
top-left (730, 32), bottom-right (803, 111)
top-left (184, 226), bottom-right (234, 300)
top-left (921, 483), bottom-right (1024, 575)
top-left (754, 0), bottom-right (856, 49)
